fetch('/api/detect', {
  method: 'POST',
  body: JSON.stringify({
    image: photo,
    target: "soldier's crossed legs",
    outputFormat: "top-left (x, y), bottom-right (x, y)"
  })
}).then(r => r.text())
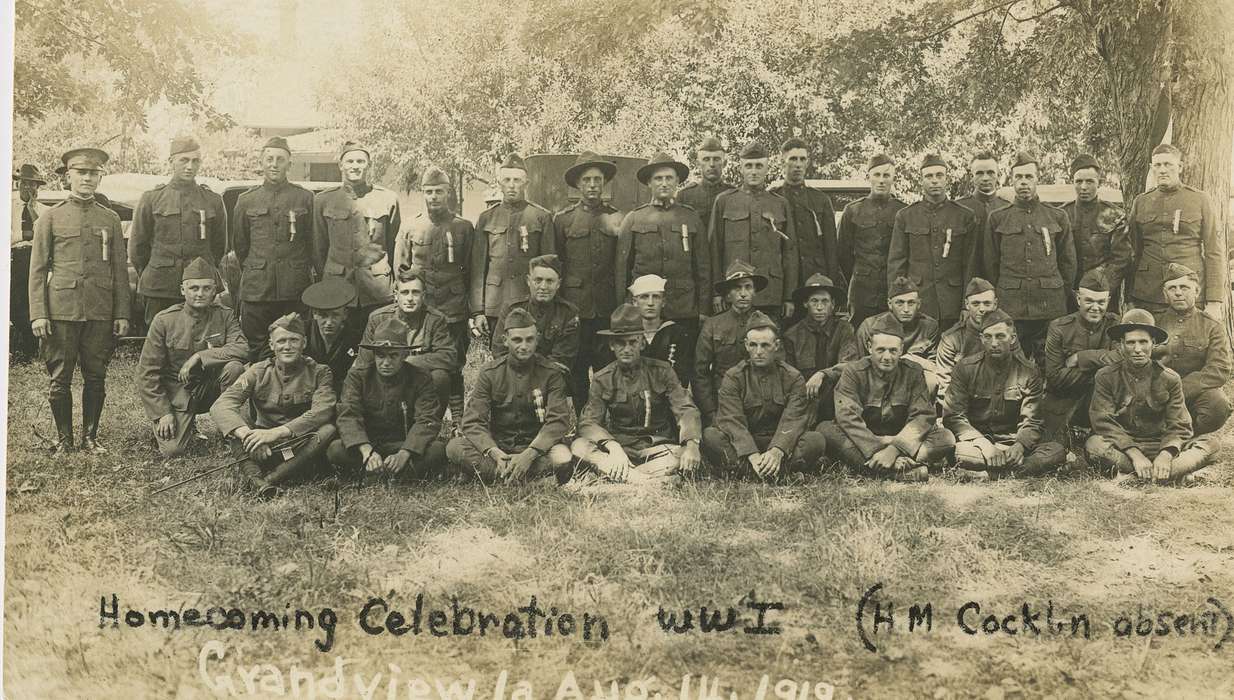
top-left (699, 426), bottom-right (827, 479)
top-left (444, 437), bottom-right (573, 483)
top-left (953, 436), bottom-right (1067, 477)
top-left (326, 439), bottom-right (448, 480)
top-left (1084, 434), bottom-right (1218, 480)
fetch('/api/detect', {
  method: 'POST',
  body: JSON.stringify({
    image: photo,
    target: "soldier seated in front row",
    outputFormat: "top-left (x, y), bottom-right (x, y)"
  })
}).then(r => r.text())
top-left (445, 308), bottom-right (574, 482)
top-left (136, 257), bottom-right (248, 457)
top-left (570, 304), bottom-right (702, 485)
top-left (327, 317), bottom-right (447, 481)
top-left (1085, 309), bottom-right (1219, 483)
top-left (782, 273), bottom-right (860, 422)
top-left (818, 317), bottom-right (954, 483)
top-left (210, 314), bottom-right (337, 497)
top-left (935, 278), bottom-right (999, 399)
top-left (700, 312), bottom-right (827, 479)
top-left (1153, 263), bottom-right (1233, 436)
top-left (856, 276), bottom-right (941, 392)
top-left (942, 310), bottom-right (1065, 479)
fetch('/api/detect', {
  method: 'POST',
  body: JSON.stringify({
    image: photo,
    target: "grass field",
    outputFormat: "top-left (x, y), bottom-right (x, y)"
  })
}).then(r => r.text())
top-left (5, 347), bottom-right (1234, 699)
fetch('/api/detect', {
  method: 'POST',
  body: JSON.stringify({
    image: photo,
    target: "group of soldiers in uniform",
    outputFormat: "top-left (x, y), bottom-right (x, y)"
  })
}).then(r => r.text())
top-left (19, 133), bottom-right (1229, 493)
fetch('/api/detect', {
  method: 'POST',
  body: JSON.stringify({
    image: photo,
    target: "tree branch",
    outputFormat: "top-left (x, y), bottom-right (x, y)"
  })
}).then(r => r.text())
top-left (1009, 2), bottom-right (1071, 23)
top-left (915, 0), bottom-right (1026, 42)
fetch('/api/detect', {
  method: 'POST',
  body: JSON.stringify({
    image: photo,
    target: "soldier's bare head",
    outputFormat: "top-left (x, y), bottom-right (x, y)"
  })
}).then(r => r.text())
top-left (1076, 287), bottom-right (1110, 322)
top-left (1163, 274), bottom-right (1199, 312)
top-left (888, 290), bottom-right (920, 324)
top-left (969, 151), bottom-right (1000, 195)
top-left (744, 327), bottom-right (780, 368)
top-left (980, 320), bottom-right (1016, 358)
top-left (498, 167), bottom-right (527, 202)
top-left (1121, 329), bottom-right (1154, 366)
top-left (726, 278), bottom-right (756, 312)
top-left (394, 271), bottom-right (426, 314)
top-left (868, 162), bottom-right (896, 197)
top-left (1072, 168), bottom-right (1101, 202)
top-left (804, 290), bottom-right (834, 325)
top-left (1009, 160), bottom-right (1039, 203)
top-left (1151, 144), bottom-right (1182, 188)
top-left (965, 290), bottom-right (998, 325)
top-left (868, 331), bottom-right (904, 373)
top-left (260, 147), bottom-right (290, 185)
top-left (697, 141), bottom-right (727, 183)
top-left (780, 138), bottom-right (810, 186)
top-left (919, 164), bottom-right (949, 201)
top-left (740, 157), bottom-right (769, 188)
top-left (527, 255), bottom-right (562, 303)
top-left (180, 278), bottom-right (217, 309)
top-left (503, 323), bottom-right (539, 363)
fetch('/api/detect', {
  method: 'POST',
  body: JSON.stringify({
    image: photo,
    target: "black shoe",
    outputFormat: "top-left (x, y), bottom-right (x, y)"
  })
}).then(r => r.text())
top-left (81, 435), bottom-right (108, 454)
top-left (51, 437), bottom-right (75, 455)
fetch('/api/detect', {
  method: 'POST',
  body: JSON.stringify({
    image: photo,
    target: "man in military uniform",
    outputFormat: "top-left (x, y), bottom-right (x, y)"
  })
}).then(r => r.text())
top-left (469, 153), bottom-right (556, 343)
top-left (943, 310), bottom-right (1066, 479)
top-left (676, 136), bottom-right (732, 238)
top-left (301, 278), bottom-right (360, 396)
top-left (570, 304), bottom-right (703, 484)
top-left (700, 312), bottom-right (827, 479)
top-left (709, 141), bottom-right (798, 320)
top-left (210, 314), bottom-right (337, 497)
top-left (1117, 143), bottom-right (1225, 321)
top-left (129, 136), bottom-right (227, 325)
top-left (446, 307), bottom-right (574, 482)
top-left (312, 141), bottom-right (399, 342)
top-left (136, 258), bottom-right (248, 457)
top-left (955, 150), bottom-right (1011, 274)
top-left (856, 277), bottom-right (940, 391)
top-left (837, 153), bottom-right (907, 329)
top-left (491, 254), bottom-right (580, 375)
top-left (782, 273), bottom-right (860, 422)
top-left (392, 166), bottom-right (472, 421)
top-left (326, 317), bottom-right (446, 481)
top-left (593, 274), bottom-right (696, 386)
top-left (1153, 263), bottom-right (1233, 435)
top-left (29, 147), bottom-right (130, 453)
top-left (232, 137), bottom-right (316, 359)
top-left (818, 317), bottom-right (955, 482)
top-left (11, 163), bottom-right (48, 360)
top-left (982, 151), bottom-right (1077, 360)
top-left (695, 261), bottom-right (764, 424)
top-left (1062, 154), bottom-right (1126, 309)
top-left (1039, 269), bottom-right (1121, 444)
top-left (772, 137), bottom-right (840, 295)
top-left (554, 152), bottom-right (622, 404)
top-left (1086, 309), bottom-right (1219, 483)
top-left (888, 154), bottom-right (978, 331)
top-left (356, 268), bottom-right (458, 417)
top-left (935, 278), bottom-right (999, 399)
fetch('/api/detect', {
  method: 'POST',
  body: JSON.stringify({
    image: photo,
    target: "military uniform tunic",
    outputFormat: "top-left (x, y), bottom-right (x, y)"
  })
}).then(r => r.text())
top-left (469, 199), bottom-right (556, 317)
top-left (128, 181), bottom-right (227, 301)
top-left (943, 351), bottom-right (1045, 447)
top-left (1154, 306), bottom-right (1233, 435)
top-left (783, 315), bottom-right (860, 421)
top-left (553, 201), bottom-right (622, 320)
top-left (232, 181), bottom-right (316, 303)
top-left (983, 198), bottom-right (1077, 321)
top-left (693, 307), bottom-right (755, 420)
top-left (355, 304), bottom-right (458, 380)
top-left (955, 191), bottom-right (1011, 271)
top-left (1120, 184), bottom-right (1224, 306)
top-left (136, 301), bottom-right (248, 421)
top-left (461, 355), bottom-right (572, 454)
top-left (29, 197), bottom-right (130, 323)
top-left (709, 186), bottom-right (798, 309)
top-left (580, 358), bottom-right (702, 452)
top-left (312, 182), bottom-right (400, 308)
top-left (701, 360), bottom-right (826, 472)
top-left (305, 323), bottom-right (357, 396)
top-left (888, 198), bottom-right (977, 325)
top-left (935, 317), bottom-right (983, 398)
top-left (676, 179), bottom-right (732, 234)
top-left (836, 194), bottom-right (907, 324)
top-left (336, 364), bottom-right (441, 456)
top-left (593, 320), bottom-right (697, 387)
top-left (1089, 360), bottom-right (1191, 454)
top-left (211, 358), bottom-right (336, 436)
top-left (393, 209), bottom-right (473, 323)
top-left (1042, 312), bottom-right (1120, 398)
top-left (772, 182), bottom-right (840, 285)
top-left (615, 201), bottom-right (709, 320)
top-left (490, 297), bottom-right (580, 371)
top-left (1061, 198), bottom-right (1126, 288)
top-left (827, 356), bottom-right (938, 462)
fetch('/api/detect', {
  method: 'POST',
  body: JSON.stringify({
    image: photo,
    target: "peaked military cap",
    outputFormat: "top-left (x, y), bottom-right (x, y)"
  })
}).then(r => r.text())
top-left (964, 277), bottom-right (996, 298)
top-left (597, 304), bottom-right (643, 337)
top-left (714, 259), bottom-right (769, 295)
top-left (1108, 308), bottom-right (1168, 344)
top-left (1077, 268), bottom-right (1110, 293)
top-left (792, 273), bottom-right (846, 306)
top-left (564, 151), bottom-right (617, 188)
top-left (1069, 154), bottom-right (1101, 176)
top-left (61, 147), bottom-right (109, 171)
top-left (979, 309), bottom-right (1015, 332)
top-left (503, 306), bottom-right (538, 331)
top-left (360, 317), bottom-right (412, 351)
top-left (636, 151), bottom-right (690, 185)
top-left (262, 136), bottom-right (291, 154)
top-left (867, 153), bottom-right (894, 170)
top-left (14, 164), bottom-right (45, 184)
top-left (181, 257), bottom-right (218, 282)
top-left (337, 141), bottom-right (370, 160)
top-left (919, 153), bottom-right (947, 170)
top-left (629, 274), bottom-right (667, 296)
top-left (1010, 150), bottom-right (1038, 169)
top-left (269, 313), bottom-right (307, 337)
top-left (420, 166), bottom-right (450, 188)
top-left (745, 310), bottom-right (778, 334)
top-left (888, 276), bottom-right (920, 299)
top-left (169, 136), bottom-right (200, 158)
top-left (780, 137), bottom-right (809, 152)
top-left (1164, 262), bottom-right (1199, 284)
top-left (529, 253), bottom-right (562, 275)
top-left (739, 141), bottom-right (769, 160)
top-left (302, 278), bottom-right (357, 310)
top-left (499, 153), bottom-right (527, 171)
top-left (697, 135), bottom-right (725, 152)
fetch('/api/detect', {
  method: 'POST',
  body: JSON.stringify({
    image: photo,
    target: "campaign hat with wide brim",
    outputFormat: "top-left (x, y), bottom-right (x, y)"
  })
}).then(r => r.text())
top-left (14, 164), bottom-right (46, 184)
top-left (564, 152), bottom-right (617, 188)
top-left (713, 266), bottom-right (769, 296)
top-left (596, 304), bottom-right (643, 337)
top-left (636, 152), bottom-right (690, 185)
top-left (792, 273), bottom-right (846, 307)
top-left (1106, 309), bottom-right (1168, 344)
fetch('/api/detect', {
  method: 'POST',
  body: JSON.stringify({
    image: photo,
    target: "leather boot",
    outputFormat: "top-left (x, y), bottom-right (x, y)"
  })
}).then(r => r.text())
top-left (80, 385), bottom-right (107, 454)
top-left (49, 394), bottom-right (74, 453)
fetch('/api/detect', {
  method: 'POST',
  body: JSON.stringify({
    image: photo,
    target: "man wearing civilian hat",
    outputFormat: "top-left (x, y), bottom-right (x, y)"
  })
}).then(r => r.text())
top-left (1085, 309), bottom-right (1219, 483)
top-left (554, 152), bottom-right (623, 405)
top-left (935, 277), bottom-right (1000, 399)
top-left (856, 276), bottom-right (941, 391)
top-left (446, 307), bottom-right (574, 482)
top-left (956, 150), bottom-right (1011, 268)
top-left (29, 147), bottom-right (130, 453)
top-left (11, 163), bottom-right (48, 359)
top-left (1153, 262), bottom-right (1233, 436)
top-left (232, 136), bottom-right (316, 360)
top-left (943, 309), bottom-right (1066, 479)
top-left (570, 303), bottom-right (703, 485)
top-left (210, 313), bottom-right (337, 497)
top-left (136, 257), bottom-right (248, 457)
top-left (1039, 268), bottom-right (1121, 443)
top-left (301, 277), bottom-right (360, 396)
top-left (836, 153), bottom-right (907, 329)
top-left (701, 311), bottom-right (827, 479)
top-left (469, 153), bottom-right (556, 344)
top-left (889, 154), bottom-right (979, 332)
top-left (129, 136), bottom-right (227, 325)
top-left (312, 140), bottom-right (400, 341)
top-left (694, 260), bottom-right (765, 424)
top-left (782, 272), bottom-right (860, 422)
top-left (982, 150), bottom-right (1077, 361)
top-left (1116, 143), bottom-right (1225, 321)
top-left (772, 137), bottom-right (840, 294)
top-left (327, 317), bottom-right (447, 481)
top-left (1061, 154), bottom-right (1126, 309)
top-left (818, 315), bottom-right (955, 482)
top-left (491, 254), bottom-right (580, 374)
top-left (616, 151), bottom-right (710, 365)
top-left (710, 141), bottom-right (798, 320)
top-left (677, 135), bottom-right (733, 237)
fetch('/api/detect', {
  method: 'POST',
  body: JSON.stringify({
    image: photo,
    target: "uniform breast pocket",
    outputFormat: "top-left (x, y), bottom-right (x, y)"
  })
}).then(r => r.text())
top-left (630, 224), bottom-right (664, 266)
top-left (283, 390), bottom-right (312, 410)
top-left (722, 210), bottom-right (752, 254)
top-left (245, 207), bottom-right (271, 237)
top-left (52, 227), bottom-right (82, 262)
top-left (323, 207), bottom-right (354, 241)
top-left (1177, 212), bottom-right (1202, 239)
top-left (153, 203), bottom-right (181, 241)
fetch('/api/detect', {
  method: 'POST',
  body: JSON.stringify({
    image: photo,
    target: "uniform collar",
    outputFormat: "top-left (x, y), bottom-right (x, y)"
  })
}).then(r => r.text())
top-left (741, 183), bottom-right (767, 195)
top-left (972, 190), bottom-right (999, 203)
top-left (922, 195), bottom-right (948, 210)
top-left (344, 180), bottom-right (372, 198)
top-left (427, 207), bottom-right (453, 224)
top-left (651, 197), bottom-right (676, 209)
top-left (1013, 196), bottom-right (1041, 211)
top-left (169, 178), bottom-right (197, 191)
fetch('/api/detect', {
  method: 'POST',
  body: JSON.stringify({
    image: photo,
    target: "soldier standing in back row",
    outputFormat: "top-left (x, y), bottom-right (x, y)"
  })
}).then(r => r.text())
top-left (676, 136), bottom-right (733, 246)
top-left (11, 163), bottom-right (48, 360)
top-left (955, 150), bottom-right (1011, 274)
top-left (1061, 154), bottom-right (1126, 310)
top-left (555, 152), bottom-right (622, 405)
top-left (837, 153), bottom-right (907, 329)
top-left (128, 136), bottom-right (227, 325)
top-left (232, 137), bottom-right (316, 359)
top-left (772, 137), bottom-right (840, 296)
top-left (710, 141), bottom-right (798, 321)
top-left (29, 147), bottom-right (131, 453)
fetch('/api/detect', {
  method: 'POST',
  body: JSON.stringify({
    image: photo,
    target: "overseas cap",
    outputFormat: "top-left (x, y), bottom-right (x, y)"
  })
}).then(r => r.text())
top-left (1164, 262), bottom-right (1199, 284)
top-left (697, 136), bottom-right (724, 152)
top-left (263, 136), bottom-right (291, 154)
top-left (867, 153), bottom-right (894, 170)
top-left (360, 317), bottom-right (412, 351)
top-left (529, 253), bottom-right (562, 275)
top-left (629, 274), bottom-right (667, 296)
top-left (866, 313), bottom-right (905, 339)
top-left (745, 310), bottom-right (778, 335)
top-left (499, 153), bottom-right (526, 171)
top-left (888, 275), bottom-right (920, 299)
top-left (302, 278), bottom-right (357, 310)
top-left (1011, 150), bottom-right (1038, 169)
top-left (61, 147), bottom-right (109, 171)
top-left (181, 257), bottom-right (218, 282)
top-left (739, 141), bottom-right (769, 160)
top-left (503, 306), bottom-right (537, 331)
top-left (1070, 154), bottom-right (1101, 176)
top-left (420, 166), bottom-right (450, 188)
top-left (919, 153), bottom-right (947, 170)
top-left (269, 313), bottom-right (307, 337)
top-left (980, 309), bottom-right (1015, 332)
top-left (597, 304), bottom-right (643, 336)
top-left (169, 136), bottom-right (201, 158)
top-left (1077, 268), bottom-right (1110, 293)
top-left (780, 137), bottom-right (808, 152)
top-left (965, 277), bottom-right (996, 298)
top-left (337, 141), bottom-right (370, 160)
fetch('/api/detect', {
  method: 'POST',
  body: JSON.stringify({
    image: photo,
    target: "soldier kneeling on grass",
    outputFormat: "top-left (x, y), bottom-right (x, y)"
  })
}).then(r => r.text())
top-left (569, 304), bottom-right (702, 486)
top-left (1084, 309), bottom-right (1219, 484)
top-left (942, 309), bottom-right (1066, 480)
top-left (445, 307), bottom-right (574, 482)
top-left (136, 257), bottom-right (248, 457)
top-left (210, 314), bottom-right (337, 497)
top-left (700, 312), bottom-right (827, 480)
top-left (818, 315), bottom-right (955, 483)
top-left (326, 317), bottom-right (447, 481)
